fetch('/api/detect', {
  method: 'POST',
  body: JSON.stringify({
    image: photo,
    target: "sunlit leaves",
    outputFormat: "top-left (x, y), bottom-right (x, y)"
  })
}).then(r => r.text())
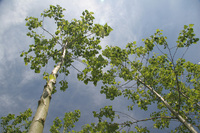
top-left (93, 106), bottom-right (116, 122)
top-left (41, 5), bottom-right (66, 20)
top-left (134, 126), bottom-right (150, 133)
top-left (49, 118), bottom-right (62, 133)
top-left (100, 85), bottom-right (122, 100)
top-left (43, 71), bottom-right (49, 81)
top-left (150, 110), bottom-right (171, 129)
top-left (0, 109), bottom-right (32, 133)
top-left (18, 5), bottom-right (200, 132)
top-left (177, 24), bottom-right (199, 47)
top-left (25, 17), bottom-right (43, 30)
top-left (49, 74), bottom-right (56, 80)
top-left (50, 110), bottom-right (80, 133)
top-left (63, 110), bottom-right (81, 132)
top-left (21, 5), bottom-right (112, 96)
top-left (59, 80), bottom-right (68, 92)
top-left (78, 24), bottom-right (200, 132)
top-left (79, 121), bottom-right (119, 133)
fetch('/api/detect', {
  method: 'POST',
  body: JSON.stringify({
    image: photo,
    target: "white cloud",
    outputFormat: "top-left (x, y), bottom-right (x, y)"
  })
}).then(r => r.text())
top-left (18, 68), bottom-right (41, 87)
top-left (0, 0), bottom-right (34, 35)
top-left (0, 94), bottom-right (16, 108)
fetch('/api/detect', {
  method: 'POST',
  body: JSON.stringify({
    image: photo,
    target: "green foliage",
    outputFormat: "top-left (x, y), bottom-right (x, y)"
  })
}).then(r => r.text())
top-left (78, 121), bottom-right (119, 133)
top-left (43, 71), bottom-right (49, 81)
top-left (50, 118), bottom-right (62, 133)
top-left (177, 24), bottom-right (199, 47)
top-left (21, 5), bottom-right (112, 93)
top-left (79, 24), bottom-right (200, 132)
top-left (63, 110), bottom-right (81, 132)
top-left (59, 80), bottom-right (68, 91)
top-left (78, 54), bottom-right (108, 86)
top-left (93, 106), bottom-right (116, 122)
top-left (49, 74), bottom-right (56, 80)
top-left (100, 85), bottom-right (122, 100)
top-left (50, 110), bottom-right (80, 133)
top-left (134, 126), bottom-right (150, 133)
top-left (6, 4), bottom-right (200, 132)
top-left (0, 109), bottom-right (32, 133)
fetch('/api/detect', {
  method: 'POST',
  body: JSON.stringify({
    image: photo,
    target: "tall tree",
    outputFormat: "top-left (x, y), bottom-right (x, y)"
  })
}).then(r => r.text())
top-left (1, 5), bottom-right (199, 133)
top-left (20, 5), bottom-right (112, 133)
top-left (79, 25), bottom-right (200, 132)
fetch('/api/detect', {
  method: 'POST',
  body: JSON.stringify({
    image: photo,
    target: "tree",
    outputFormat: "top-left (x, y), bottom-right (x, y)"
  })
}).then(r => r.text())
top-left (10, 5), bottom-right (111, 133)
top-left (79, 24), bottom-right (200, 132)
top-left (0, 109), bottom-right (32, 133)
top-left (1, 5), bottom-right (200, 133)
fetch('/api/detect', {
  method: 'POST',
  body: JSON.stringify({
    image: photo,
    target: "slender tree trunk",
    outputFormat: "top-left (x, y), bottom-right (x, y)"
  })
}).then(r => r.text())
top-left (137, 78), bottom-right (198, 133)
top-left (28, 46), bottom-right (67, 133)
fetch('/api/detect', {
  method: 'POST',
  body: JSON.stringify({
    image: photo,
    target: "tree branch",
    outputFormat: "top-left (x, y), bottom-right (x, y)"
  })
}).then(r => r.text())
top-left (137, 78), bottom-right (198, 133)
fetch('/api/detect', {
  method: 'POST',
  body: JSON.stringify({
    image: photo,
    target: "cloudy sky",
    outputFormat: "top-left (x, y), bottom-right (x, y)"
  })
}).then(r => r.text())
top-left (0, 0), bottom-right (200, 132)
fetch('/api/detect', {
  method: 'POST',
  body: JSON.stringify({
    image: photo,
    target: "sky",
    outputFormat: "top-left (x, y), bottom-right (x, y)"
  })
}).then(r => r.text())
top-left (0, 0), bottom-right (200, 132)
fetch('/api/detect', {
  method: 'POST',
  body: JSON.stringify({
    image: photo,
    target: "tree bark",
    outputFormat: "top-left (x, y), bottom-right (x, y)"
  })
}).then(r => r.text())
top-left (28, 46), bottom-right (67, 133)
top-left (137, 78), bottom-right (198, 133)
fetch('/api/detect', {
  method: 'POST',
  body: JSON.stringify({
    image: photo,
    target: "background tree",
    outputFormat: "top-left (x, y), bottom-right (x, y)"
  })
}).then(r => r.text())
top-left (0, 109), bottom-right (32, 133)
top-left (79, 24), bottom-right (200, 133)
top-left (19, 5), bottom-right (112, 133)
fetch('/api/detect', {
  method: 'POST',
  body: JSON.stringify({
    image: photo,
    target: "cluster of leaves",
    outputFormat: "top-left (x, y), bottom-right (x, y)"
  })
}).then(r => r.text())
top-left (0, 109), bottom-right (32, 133)
top-left (50, 110), bottom-right (81, 133)
top-left (20, 5), bottom-right (112, 93)
top-left (79, 24), bottom-right (200, 132)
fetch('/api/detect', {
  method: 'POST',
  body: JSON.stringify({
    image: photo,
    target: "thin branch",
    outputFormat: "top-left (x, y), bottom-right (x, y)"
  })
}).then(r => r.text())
top-left (166, 44), bottom-right (182, 114)
top-left (170, 46), bottom-right (178, 50)
top-left (145, 52), bottom-right (150, 68)
top-left (175, 86), bottom-right (200, 108)
top-left (120, 80), bottom-right (132, 87)
top-left (154, 43), bottom-right (170, 60)
top-left (172, 46), bottom-right (178, 60)
top-left (73, 58), bottom-right (87, 66)
top-left (41, 27), bottom-right (63, 46)
top-left (116, 116), bottom-right (176, 132)
top-left (130, 116), bottom-right (176, 124)
top-left (115, 111), bottom-right (137, 121)
top-left (71, 64), bottom-right (83, 74)
top-left (181, 47), bottom-right (189, 59)
top-left (137, 78), bottom-right (198, 133)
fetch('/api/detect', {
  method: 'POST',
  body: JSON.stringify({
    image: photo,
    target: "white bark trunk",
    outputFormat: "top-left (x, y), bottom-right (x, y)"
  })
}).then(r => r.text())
top-left (28, 46), bottom-right (67, 133)
top-left (137, 78), bottom-right (198, 133)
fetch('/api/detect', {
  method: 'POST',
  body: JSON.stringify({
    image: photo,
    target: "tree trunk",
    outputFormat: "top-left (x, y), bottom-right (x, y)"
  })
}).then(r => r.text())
top-left (137, 78), bottom-right (198, 133)
top-left (28, 46), bottom-right (66, 133)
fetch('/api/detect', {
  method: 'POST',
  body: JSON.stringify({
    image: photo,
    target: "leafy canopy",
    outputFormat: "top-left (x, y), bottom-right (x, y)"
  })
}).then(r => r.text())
top-left (79, 24), bottom-right (200, 132)
top-left (20, 5), bottom-right (112, 93)
top-left (1, 4), bottom-right (199, 133)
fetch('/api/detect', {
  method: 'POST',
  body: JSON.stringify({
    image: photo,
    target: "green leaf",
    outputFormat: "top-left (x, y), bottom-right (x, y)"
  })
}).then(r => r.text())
top-left (59, 80), bottom-right (68, 91)
top-left (55, 30), bottom-right (60, 35)
top-left (49, 74), bottom-right (56, 80)
top-left (43, 76), bottom-right (48, 81)
top-left (189, 24), bottom-right (194, 28)
top-left (184, 25), bottom-right (188, 29)
top-left (0, 109), bottom-right (32, 133)
top-left (35, 70), bottom-right (40, 73)
top-left (50, 117), bottom-right (62, 133)
top-left (20, 52), bottom-right (24, 57)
